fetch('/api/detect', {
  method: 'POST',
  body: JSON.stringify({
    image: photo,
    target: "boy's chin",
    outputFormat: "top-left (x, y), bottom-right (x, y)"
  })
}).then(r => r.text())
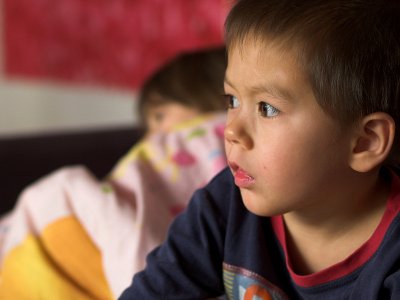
top-left (241, 193), bottom-right (279, 217)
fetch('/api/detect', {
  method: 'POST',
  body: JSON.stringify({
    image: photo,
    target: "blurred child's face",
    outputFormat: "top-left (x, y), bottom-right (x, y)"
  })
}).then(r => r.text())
top-left (224, 39), bottom-right (355, 217)
top-left (146, 102), bottom-right (201, 136)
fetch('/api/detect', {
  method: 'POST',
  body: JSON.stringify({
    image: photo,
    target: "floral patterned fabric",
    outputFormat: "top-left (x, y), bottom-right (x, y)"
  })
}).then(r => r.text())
top-left (0, 112), bottom-right (227, 299)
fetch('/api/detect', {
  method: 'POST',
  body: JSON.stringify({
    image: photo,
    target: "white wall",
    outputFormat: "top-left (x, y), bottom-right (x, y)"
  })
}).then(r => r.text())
top-left (0, 79), bottom-right (139, 137)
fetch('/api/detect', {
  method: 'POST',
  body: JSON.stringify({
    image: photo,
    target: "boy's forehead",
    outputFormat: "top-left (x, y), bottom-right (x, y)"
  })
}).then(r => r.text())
top-left (225, 39), bottom-right (313, 103)
top-left (227, 35), bottom-right (301, 67)
top-left (226, 39), bottom-right (304, 80)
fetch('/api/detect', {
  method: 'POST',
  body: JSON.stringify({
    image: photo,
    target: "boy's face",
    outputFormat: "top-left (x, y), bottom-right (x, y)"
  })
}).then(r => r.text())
top-left (224, 40), bottom-right (355, 217)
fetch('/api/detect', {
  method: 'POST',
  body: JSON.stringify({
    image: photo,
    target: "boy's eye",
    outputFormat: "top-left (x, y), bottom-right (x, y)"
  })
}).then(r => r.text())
top-left (225, 95), bottom-right (240, 109)
top-left (258, 102), bottom-right (280, 118)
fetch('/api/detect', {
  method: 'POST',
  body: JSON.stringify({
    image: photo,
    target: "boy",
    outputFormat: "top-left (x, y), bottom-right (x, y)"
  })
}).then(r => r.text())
top-left (119, 0), bottom-right (400, 299)
top-left (138, 47), bottom-right (227, 136)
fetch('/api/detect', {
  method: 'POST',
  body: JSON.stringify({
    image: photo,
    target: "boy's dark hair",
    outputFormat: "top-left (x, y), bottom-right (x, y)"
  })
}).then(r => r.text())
top-left (225, 0), bottom-right (400, 166)
top-left (138, 47), bottom-right (227, 122)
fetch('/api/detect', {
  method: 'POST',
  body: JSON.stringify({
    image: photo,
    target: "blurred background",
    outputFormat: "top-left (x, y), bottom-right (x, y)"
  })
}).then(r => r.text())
top-left (0, 0), bottom-right (232, 214)
top-left (0, 0), bottom-right (230, 136)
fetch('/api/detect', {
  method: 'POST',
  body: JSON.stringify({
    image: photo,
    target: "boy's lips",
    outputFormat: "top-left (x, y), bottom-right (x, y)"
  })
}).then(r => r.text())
top-left (229, 161), bottom-right (255, 188)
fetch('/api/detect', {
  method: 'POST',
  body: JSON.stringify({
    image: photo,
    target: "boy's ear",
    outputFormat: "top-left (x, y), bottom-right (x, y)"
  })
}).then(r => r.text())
top-left (349, 112), bottom-right (395, 172)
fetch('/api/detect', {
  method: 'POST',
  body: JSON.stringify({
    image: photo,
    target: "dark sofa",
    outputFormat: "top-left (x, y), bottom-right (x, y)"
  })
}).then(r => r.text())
top-left (0, 126), bottom-right (144, 216)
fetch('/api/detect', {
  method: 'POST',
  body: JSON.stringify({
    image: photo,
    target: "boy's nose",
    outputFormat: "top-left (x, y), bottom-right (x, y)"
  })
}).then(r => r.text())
top-left (224, 117), bottom-right (253, 150)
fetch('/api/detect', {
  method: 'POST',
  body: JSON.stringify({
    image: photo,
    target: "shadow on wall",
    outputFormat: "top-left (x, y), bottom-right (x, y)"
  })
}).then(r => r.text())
top-left (0, 127), bottom-right (144, 216)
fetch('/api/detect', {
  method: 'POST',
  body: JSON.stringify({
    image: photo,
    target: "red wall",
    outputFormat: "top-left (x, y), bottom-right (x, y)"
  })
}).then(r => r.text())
top-left (4, 0), bottom-right (231, 90)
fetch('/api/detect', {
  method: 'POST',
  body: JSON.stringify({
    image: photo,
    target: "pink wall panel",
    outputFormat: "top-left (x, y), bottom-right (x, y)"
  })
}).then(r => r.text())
top-left (4, 0), bottom-right (231, 90)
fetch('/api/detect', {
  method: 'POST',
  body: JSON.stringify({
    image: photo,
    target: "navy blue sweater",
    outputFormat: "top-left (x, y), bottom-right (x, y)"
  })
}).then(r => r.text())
top-left (120, 167), bottom-right (400, 299)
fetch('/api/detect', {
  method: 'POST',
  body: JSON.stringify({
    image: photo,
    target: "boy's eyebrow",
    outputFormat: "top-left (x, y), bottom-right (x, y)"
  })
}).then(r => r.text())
top-left (224, 76), bottom-right (294, 102)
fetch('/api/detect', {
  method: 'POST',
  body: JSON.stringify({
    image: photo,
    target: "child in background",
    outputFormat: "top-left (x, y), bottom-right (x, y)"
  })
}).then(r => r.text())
top-left (0, 47), bottom-right (228, 299)
top-left (120, 0), bottom-right (400, 299)
top-left (138, 47), bottom-right (227, 136)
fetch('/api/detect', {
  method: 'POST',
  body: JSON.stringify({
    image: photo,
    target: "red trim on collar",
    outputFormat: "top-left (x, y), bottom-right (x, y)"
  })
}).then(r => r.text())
top-left (271, 171), bottom-right (400, 288)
